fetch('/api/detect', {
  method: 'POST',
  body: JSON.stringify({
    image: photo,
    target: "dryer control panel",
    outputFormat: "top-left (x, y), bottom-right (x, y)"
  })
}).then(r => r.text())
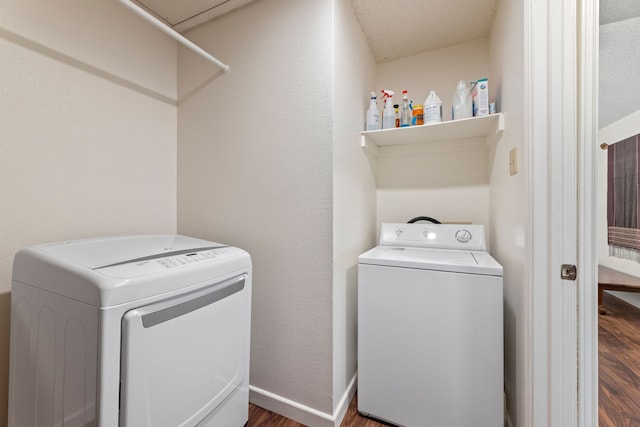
top-left (154, 248), bottom-right (232, 269)
top-left (96, 246), bottom-right (240, 278)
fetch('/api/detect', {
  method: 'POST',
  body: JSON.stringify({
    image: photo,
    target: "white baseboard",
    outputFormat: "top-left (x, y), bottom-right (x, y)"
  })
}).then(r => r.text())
top-left (249, 374), bottom-right (357, 427)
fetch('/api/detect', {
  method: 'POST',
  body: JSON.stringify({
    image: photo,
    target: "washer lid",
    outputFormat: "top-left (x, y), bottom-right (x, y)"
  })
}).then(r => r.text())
top-left (358, 246), bottom-right (503, 276)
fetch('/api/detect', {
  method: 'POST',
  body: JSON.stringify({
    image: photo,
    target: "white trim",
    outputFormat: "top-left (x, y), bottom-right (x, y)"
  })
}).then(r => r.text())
top-left (332, 375), bottom-right (357, 427)
top-left (559, 0), bottom-right (579, 424)
top-left (577, 0), bottom-right (599, 426)
top-left (249, 374), bottom-right (357, 427)
top-left (529, 0), bottom-right (552, 423)
top-left (529, 0), bottom-right (579, 425)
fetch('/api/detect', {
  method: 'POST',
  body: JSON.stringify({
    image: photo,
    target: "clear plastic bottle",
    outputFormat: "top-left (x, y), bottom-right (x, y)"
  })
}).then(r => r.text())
top-left (452, 80), bottom-right (472, 120)
top-left (365, 92), bottom-right (379, 131)
top-left (400, 90), bottom-right (411, 127)
top-left (381, 90), bottom-right (395, 129)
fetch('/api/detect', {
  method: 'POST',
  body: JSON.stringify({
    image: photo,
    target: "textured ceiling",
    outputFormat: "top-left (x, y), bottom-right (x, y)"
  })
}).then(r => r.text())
top-left (348, 0), bottom-right (498, 63)
top-left (600, 0), bottom-right (640, 25)
top-left (599, 0), bottom-right (640, 128)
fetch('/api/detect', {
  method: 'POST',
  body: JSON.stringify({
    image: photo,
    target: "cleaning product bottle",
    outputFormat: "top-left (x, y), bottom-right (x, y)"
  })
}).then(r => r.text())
top-left (424, 90), bottom-right (442, 124)
top-left (381, 90), bottom-right (395, 129)
top-left (451, 80), bottom-right (472, 120)
top-left (400, 90), bottom-right (411, 127)
top-left (394, 104), bottom-right (400, 127)
top-left (365, 92), bottom-right (379, 131)
top-left (412, 104), bottom-right (424, 125)
top-left (409, 99), bottom-right (416, 125)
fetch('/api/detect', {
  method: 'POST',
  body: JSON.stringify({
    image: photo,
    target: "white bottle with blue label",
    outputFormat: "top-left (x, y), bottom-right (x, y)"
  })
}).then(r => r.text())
top-left (424, 90), bottom-right (442, 124)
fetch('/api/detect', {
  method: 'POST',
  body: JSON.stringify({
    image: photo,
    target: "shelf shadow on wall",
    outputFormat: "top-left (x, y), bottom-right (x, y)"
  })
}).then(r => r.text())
top-left (0, 26), bottom-right (176, 106)
top-left (177, 68), bottom-right (227, 106)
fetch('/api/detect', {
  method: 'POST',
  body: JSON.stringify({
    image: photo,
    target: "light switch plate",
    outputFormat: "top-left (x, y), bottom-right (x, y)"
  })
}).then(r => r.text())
top-left (509, 147), bottom-right (518, 176)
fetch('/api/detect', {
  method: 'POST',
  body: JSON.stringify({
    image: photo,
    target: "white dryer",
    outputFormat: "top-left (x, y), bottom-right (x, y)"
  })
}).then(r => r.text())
top-left (358, 223), bottom-right (503, 427)
top-left (9, 235), bottom-right (252, 427)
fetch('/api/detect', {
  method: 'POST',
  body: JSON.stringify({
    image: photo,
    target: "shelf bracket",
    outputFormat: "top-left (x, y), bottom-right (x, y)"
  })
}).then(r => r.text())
top-left (361, 133), bottom-right (379, 157)
top-left (118, 0), bottom-right (230, 72)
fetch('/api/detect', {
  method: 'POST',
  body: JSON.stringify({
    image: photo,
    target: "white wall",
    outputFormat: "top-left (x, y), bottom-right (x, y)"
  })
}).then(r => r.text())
top-left (374, 39), bottom-right (491, 229)
top-left (0, 0), bottom-right (178, 424)
top-left (177, 0), bottom-right (336, 418)
top-left (488, 0), bottom-right (526, 425)
top-left (332, 0), bottom-right (377, 414)
top-left (598, 109), bottom-right (640, 308)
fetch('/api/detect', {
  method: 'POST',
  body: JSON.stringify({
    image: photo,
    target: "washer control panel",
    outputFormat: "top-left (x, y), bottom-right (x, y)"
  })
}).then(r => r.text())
top-left (379, 223), bottom-right (486, 251)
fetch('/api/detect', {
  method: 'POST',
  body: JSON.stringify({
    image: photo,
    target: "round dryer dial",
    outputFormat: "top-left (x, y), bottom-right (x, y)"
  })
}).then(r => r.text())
top-left (455, 229), bottom-right (472, 243)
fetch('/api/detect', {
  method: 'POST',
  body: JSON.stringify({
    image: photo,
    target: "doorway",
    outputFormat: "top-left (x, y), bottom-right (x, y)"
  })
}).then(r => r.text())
top-left (595, 0), bottom-right (640, 425)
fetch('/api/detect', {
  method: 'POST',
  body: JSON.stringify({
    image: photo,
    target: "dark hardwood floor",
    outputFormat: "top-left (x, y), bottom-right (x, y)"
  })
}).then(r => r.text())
top-left (599, 292), bottom-right (640, 427)
top-left (248, 393), bottom-right (389, 427)
top-left (250, 293), bottom-right (640, 427)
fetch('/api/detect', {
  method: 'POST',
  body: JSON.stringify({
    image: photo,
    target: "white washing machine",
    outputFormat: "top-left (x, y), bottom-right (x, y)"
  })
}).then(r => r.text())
top-left (358, 223), bottom-right (503, 427)
top-left (9, 235), bottom-right (252, 427)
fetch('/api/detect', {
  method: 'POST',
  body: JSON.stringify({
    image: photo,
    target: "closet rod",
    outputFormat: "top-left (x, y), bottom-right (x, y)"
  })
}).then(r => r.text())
top-left (118, 0), bottom-right (230, 72)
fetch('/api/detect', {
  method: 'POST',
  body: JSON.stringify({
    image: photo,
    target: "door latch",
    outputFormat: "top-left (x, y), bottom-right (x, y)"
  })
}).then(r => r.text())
top-left (561, 264), bottom-right (577, 281)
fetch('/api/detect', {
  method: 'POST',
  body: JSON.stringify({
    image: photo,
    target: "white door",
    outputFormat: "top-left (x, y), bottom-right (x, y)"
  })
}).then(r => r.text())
top-left (529, 0), bottom-right (598, 426)
top-left (119, 274), bottom-right (249, 427)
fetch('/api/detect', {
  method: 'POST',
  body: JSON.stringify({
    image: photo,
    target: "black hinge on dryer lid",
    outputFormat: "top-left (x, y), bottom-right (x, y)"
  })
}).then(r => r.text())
top-left (561, 264), bottom-right (577, 280)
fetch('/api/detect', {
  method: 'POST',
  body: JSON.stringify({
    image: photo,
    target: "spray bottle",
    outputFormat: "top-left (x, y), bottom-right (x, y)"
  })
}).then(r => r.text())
top-left (365, 92), bottom-right (379, 131)
top-left (381, 90), bottom-right (395, 129)
top-left (400, 90), bottom-right (411, 127)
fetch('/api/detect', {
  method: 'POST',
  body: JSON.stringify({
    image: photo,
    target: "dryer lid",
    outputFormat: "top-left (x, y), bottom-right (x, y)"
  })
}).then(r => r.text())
top-left (30, 235), bottom-right (221, 269)
top-left (12, 235), bottom-right (251, 307)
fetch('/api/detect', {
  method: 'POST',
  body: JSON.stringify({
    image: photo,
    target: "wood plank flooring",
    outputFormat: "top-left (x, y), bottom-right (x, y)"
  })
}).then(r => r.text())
top-left (599, 292), bottom-right (640, 427)
top-left (250, 292), bottom-right (640, 427)
top-left (248, 393), bottom-right (389, 427)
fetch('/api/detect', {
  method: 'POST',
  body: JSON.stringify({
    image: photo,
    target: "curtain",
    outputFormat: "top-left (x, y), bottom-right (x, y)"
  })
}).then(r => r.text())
top-left (607, 134), bottom-right (640, 261)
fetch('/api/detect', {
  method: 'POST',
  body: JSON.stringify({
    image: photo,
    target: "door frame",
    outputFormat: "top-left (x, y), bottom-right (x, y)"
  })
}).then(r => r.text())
top-left (577, 0), bottom-right (599, 425)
